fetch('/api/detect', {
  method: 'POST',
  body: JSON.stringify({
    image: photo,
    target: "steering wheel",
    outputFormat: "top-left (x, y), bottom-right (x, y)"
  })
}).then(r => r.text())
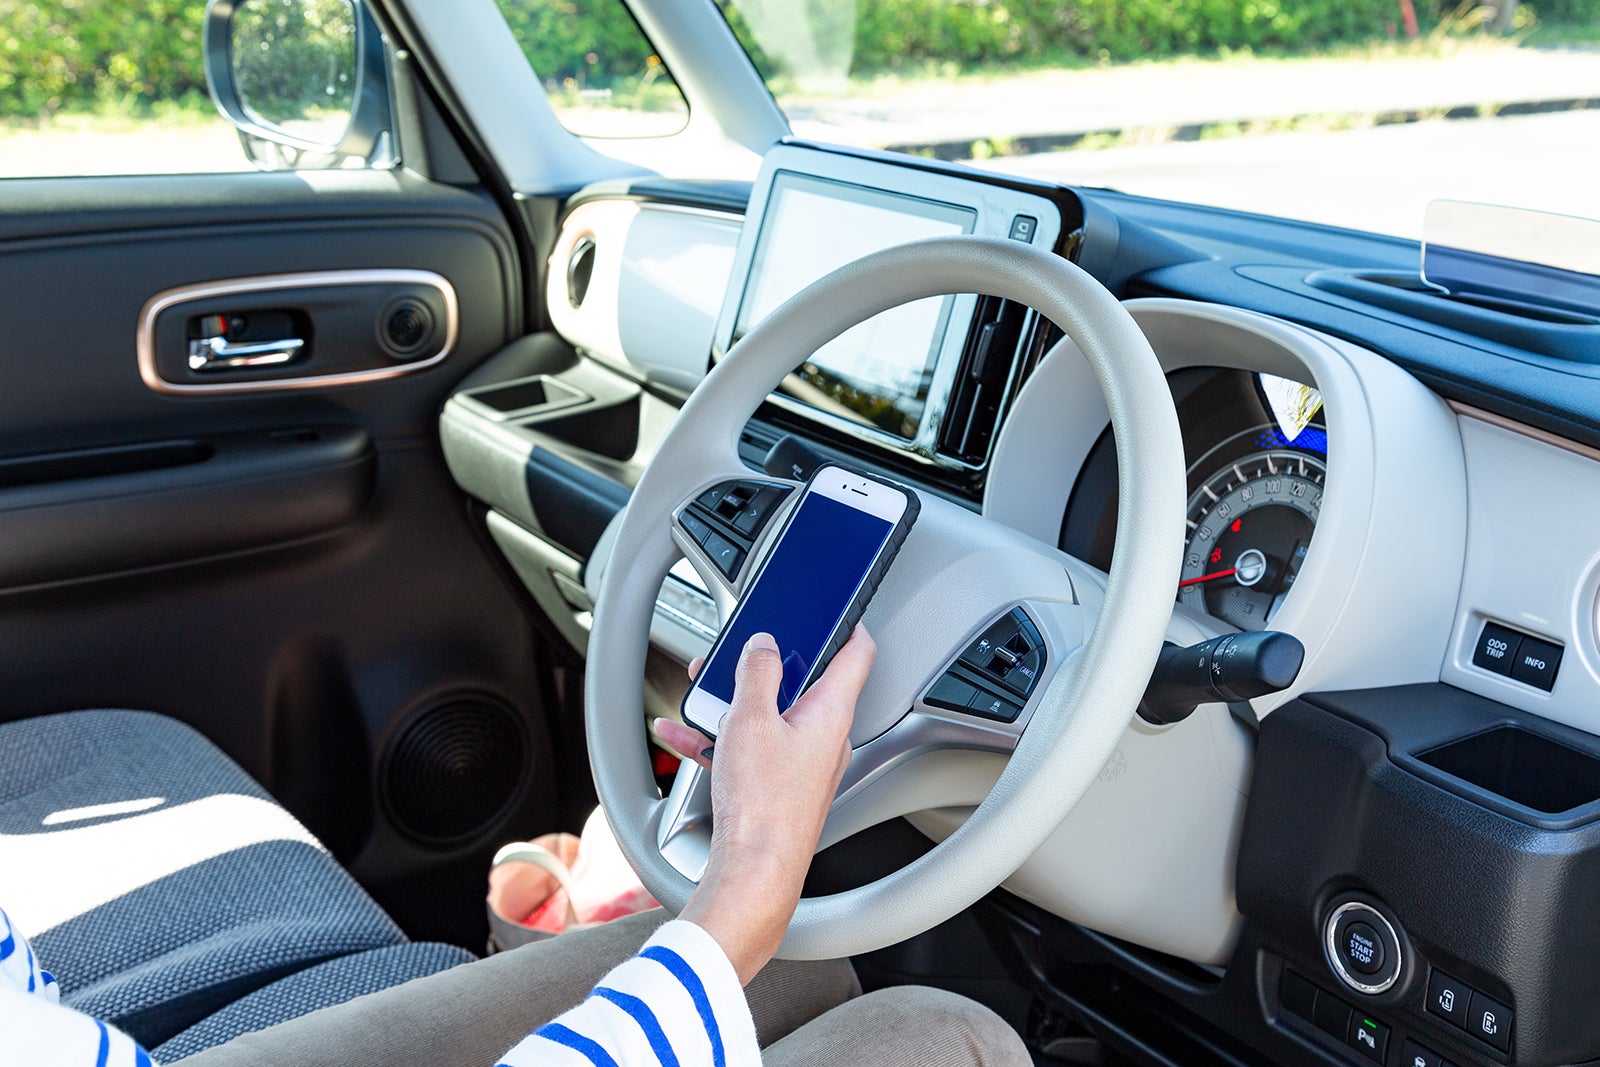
top-left (587, 235), bottom-right (1185, 961)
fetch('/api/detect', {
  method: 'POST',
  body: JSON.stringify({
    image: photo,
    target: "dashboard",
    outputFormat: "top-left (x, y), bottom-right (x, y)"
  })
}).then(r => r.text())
top-left (441, 138), bottom-right (1600, 1067)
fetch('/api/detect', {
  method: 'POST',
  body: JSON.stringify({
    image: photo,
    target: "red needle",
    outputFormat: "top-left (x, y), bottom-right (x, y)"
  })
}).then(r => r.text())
top-left (1179, 567), bottom-right (1237, 588)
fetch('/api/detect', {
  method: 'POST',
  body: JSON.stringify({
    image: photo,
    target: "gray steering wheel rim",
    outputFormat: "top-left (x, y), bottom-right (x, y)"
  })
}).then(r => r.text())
top-left (587, 235), bottom-right (1186, 960)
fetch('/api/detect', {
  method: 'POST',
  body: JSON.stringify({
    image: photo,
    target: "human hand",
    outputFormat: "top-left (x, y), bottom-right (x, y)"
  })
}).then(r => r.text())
top-left (654, 626), bottom-right (875, 983)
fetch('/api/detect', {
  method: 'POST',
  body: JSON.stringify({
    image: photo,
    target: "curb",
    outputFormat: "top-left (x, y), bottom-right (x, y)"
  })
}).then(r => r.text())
top-left (882, 95), bottom-right (1600, 162)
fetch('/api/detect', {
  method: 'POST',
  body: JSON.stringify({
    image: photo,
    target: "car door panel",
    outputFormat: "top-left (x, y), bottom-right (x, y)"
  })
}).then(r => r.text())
top-left (0, 169), bottom-right (557, 946)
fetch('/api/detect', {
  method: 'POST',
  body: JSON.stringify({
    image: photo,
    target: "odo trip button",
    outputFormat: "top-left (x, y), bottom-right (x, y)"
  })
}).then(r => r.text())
top-left (1472, 622), bottom-right (1522, 677)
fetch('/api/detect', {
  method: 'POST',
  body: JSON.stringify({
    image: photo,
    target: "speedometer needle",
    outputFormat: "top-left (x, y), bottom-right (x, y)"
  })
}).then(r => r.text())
top-left (1178, 567), bottom-right (1238, 588)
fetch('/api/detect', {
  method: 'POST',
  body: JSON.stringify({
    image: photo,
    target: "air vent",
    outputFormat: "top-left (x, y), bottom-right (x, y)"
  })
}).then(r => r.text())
top-left (936, 296), bottom-right (1033, 465)
top-left (567, 234), bottom-right (597, 309)
top-left (380, 691), bottom-right (528, 845)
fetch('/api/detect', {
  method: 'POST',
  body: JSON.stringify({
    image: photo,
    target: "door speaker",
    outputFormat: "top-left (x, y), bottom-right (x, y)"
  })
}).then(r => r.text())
top-left (378, 296), bottom-right (436, 360)
top-left (380, 691), bottom-right (528, 845)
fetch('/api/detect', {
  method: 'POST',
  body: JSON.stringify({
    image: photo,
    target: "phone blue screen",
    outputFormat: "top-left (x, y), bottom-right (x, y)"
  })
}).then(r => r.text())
top-left (699, 491), bottom-right (894, 712)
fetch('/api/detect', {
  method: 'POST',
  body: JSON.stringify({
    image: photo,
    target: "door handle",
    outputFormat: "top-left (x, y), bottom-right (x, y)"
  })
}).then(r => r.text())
top-left (188, 335), bottom-right (305, 372)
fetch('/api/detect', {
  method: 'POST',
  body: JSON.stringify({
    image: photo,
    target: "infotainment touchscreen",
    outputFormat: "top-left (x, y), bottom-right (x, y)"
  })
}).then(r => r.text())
top-left (731, 172), bottom-right (977, 440)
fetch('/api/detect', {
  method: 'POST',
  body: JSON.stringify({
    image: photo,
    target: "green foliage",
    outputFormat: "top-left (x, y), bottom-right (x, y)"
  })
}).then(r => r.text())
top-left (843, 0), bottom-right (1452, 71)
top-left (233, 0), bottom-right (356, 131)
top-left (0, 0), bottom-right (208, 119)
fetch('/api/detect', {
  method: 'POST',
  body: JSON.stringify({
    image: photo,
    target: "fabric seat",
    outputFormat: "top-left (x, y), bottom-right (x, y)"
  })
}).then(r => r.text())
top-left (0, 710), bottom-right (472, 1049)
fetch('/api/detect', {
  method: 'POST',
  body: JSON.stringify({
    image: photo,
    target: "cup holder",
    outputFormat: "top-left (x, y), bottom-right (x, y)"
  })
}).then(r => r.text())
top-left (460, 375), bottom-right (588, 420)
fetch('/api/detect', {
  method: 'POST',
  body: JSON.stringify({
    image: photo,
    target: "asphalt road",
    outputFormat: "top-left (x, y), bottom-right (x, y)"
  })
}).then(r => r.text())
top-left (976, 109), bottom-right (1600, 240)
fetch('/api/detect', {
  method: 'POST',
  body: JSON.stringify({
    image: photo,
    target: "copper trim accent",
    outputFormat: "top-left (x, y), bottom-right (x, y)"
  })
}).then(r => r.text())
top-left (1449, 400), bottom-right (1600, 465)
top-left (136, 269), bottom-right (458, 396)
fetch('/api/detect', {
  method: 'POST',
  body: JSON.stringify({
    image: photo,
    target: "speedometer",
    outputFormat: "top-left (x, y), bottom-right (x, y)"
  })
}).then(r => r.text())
top-left (1178, 449), bottom-right (1325, 630)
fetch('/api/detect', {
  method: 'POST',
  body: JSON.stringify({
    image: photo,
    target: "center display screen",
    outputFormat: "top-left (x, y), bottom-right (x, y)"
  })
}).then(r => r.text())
top-left (732, 172), bottom-right (977, 440)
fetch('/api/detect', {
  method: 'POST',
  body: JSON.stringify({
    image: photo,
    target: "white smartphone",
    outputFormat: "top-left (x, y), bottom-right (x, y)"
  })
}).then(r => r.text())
top-left (680, 464), bottom-right (920, 738)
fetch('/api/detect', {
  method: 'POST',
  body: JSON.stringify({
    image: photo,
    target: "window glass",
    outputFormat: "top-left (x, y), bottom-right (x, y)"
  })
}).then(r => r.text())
top-left (492, 0), bottom-right (689, 139)
top-left (0, 0), bottom-right (384, 179)
top-left (714, 0), bottom-right (1600, 239)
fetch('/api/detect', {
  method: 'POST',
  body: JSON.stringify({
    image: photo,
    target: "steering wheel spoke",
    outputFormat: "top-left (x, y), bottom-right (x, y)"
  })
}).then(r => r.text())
top-left (587, 235), bottom-right (1186, 959)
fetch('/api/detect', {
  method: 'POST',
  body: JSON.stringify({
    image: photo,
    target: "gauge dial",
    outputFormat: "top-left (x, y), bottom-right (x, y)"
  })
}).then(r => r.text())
top-left (1179, 449), bottom-right (1325, 630)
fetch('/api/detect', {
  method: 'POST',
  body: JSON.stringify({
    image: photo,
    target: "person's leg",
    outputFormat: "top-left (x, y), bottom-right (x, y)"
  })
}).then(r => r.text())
top-left (761, 986), bottom-right (1031, 1067)
top-left (175, 910), bottom-right (858, 1067)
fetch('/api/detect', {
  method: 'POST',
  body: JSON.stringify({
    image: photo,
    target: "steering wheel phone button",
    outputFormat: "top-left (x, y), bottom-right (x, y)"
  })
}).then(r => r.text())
top-left (1467, 992), bottom-right (1512, 1052)
top-left (1426, 970), bottom-right (1473, 1028)
top-left (1472, 621), bottom-right (1523, 677)
top-left (702, 531), bottom-right (744, 578)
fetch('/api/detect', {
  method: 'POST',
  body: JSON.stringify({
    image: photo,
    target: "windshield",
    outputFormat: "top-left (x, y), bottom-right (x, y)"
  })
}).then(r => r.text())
top-left (716, 0), bottom-right (1599, 240)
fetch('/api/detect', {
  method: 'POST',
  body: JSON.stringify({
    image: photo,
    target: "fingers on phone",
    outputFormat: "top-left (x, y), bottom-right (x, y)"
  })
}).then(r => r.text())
top-left (732, 632), bottom-right (784, 714)
top-left (687, 656), bottom-right (704, 681)
top-left (651, 717), bottom-right (715, 771)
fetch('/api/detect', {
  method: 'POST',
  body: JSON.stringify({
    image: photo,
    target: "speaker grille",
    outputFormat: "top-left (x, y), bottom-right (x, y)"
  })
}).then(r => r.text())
top-left (379, 297), bottom-right (436, 360)
top-left (382, 693), bottom-right (527, 844)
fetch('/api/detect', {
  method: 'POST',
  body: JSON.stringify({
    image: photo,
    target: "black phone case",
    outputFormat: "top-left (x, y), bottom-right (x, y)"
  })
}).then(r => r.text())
top-left (681, 465), bottom-right (921, 740)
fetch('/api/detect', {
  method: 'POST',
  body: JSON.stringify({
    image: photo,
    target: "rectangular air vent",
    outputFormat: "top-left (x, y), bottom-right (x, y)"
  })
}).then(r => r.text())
top-left (936, 296), bottom-right (1035, 465)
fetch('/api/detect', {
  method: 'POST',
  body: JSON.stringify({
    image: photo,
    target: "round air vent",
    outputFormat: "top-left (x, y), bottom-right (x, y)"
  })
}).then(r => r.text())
top-left (567, 234), bottom-right (597, 309)
top-left (378, 297), bottom-right (436, 360)
top-left (380, 692), bottom-right (528, 845)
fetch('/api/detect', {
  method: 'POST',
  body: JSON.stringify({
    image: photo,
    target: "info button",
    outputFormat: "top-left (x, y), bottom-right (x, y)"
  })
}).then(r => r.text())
top-left (1510, 636), bottom-right (1563, 692)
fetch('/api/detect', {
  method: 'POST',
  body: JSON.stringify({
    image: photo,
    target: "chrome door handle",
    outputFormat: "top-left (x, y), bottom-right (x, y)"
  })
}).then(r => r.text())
top-left (188, 335), bottom-right (305, 371)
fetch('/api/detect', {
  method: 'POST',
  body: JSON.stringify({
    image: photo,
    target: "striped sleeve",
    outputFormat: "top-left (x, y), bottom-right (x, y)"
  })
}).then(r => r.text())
top-left (3, 907), bottom-right (157, 1066)
top-left (2, 906), bottom-right (60, 1002)
top-left (0, 989), bottom-right (154, 1067)
top-left (498, 919), bottom-right (760, 1067)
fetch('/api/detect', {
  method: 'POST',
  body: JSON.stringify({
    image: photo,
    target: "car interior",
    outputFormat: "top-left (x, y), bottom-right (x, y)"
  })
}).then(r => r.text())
top-left (4, 0), bottom-right (1600, 1064)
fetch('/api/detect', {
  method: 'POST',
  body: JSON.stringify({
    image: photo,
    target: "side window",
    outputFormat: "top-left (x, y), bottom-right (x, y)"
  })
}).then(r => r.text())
top-left (0, 0), bottom-right (392, 179)
top-left (493, 0), bottom-right (689, 139)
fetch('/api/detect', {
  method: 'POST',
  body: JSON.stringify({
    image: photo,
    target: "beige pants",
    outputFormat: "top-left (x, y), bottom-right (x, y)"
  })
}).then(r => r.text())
top-left (176, 910), bottom-right (1029, 1067)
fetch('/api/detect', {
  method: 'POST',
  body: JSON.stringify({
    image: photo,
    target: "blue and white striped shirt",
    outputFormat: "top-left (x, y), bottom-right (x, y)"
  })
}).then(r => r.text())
top-left (1, 908), bottom-right (758, 1066)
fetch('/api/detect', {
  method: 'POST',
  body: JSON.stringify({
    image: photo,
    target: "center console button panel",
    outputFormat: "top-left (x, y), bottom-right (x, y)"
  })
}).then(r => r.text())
top-left (1238, 687), bottom-right (1600, 1063)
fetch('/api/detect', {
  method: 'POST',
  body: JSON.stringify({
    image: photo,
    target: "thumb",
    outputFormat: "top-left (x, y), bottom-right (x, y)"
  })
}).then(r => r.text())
top-left (729, 632), bottom-right (784, 720)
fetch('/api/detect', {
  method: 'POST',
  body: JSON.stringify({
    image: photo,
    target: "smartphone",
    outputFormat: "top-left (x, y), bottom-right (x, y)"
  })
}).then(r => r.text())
top-left (680, 464), bottom-right (920, 738)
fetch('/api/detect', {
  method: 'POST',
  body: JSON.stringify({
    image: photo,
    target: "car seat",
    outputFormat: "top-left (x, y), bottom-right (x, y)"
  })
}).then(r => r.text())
top-left (0, 709), bottom-right (475, 1054)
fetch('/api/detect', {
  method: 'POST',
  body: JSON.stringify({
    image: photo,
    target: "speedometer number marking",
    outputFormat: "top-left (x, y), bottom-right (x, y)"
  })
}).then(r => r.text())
top-left (1178, 447), bottom-right (1327, 630)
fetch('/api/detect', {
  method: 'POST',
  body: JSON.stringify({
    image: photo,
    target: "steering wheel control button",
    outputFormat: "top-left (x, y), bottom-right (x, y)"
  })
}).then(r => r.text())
top-left (1467, 991), bottom-right (1513, 1053)
top-left (969, 689), bottom-right (1023, 723)
top-left (1347, 1014), bottom-right (1390, 1063)
top-left (1324, 902), bottom-right (1402, 994)
top-left (695, 485), bottom-right (729, 511)
top-left (1510, 635), bottom-right (1562, 691)
top-left (1427, 970), bottom-right (1473, 1029)
top-left (926, 675), bottom-right (980, 713)
top-left (679, 511), bottom-right (713, 548)
top-left (702, 531), bottom-right (744, 579)
top-left (1472, 621), bottom-right (1522, 676)
top-left (1340, 921), bottom-right (1385, 976)
top-left (956, 609), bottom-right (1047, 703)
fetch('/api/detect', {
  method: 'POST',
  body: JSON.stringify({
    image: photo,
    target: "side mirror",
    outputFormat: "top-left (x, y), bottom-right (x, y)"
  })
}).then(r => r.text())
top-left (203, 0), bottom-right (395, 168)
